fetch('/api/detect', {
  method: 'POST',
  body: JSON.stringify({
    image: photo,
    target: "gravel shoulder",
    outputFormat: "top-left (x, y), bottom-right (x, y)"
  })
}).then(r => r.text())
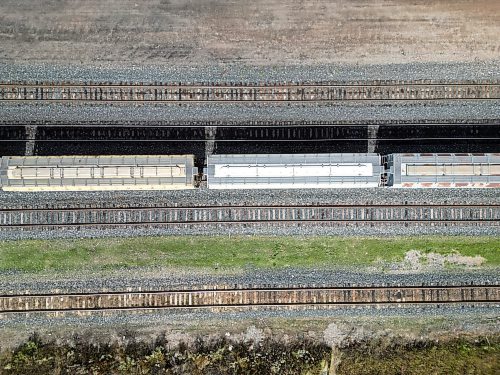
top-left (0, 306), bottom-right (498, 351)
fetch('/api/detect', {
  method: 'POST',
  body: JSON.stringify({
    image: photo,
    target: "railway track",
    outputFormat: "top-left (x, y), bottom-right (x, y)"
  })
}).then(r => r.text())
top-left (1, 285), bottom-right (497, 314)
top-left (1, 81), bottom-right (499, 103)
top-left (1, 204), bottom-right (498, 230)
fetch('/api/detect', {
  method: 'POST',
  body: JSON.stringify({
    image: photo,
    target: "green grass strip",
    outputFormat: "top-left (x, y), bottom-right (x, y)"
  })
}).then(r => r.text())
top-left (0, 236), bottom-right (498, 272)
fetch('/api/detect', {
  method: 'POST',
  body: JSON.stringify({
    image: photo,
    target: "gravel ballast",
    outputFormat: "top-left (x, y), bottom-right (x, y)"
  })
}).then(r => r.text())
top-left (1, 102), bottom-right (498, 124)
top-left (0, 302), bottom-right (497, 331)
top-left (1, 188), bottom-right (498, 208)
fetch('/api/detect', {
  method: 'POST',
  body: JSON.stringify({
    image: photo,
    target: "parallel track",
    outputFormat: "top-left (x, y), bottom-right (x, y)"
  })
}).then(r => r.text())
top-left (1, 204), bottom-right (498, 231)
top-left (1, 285), bottom-right (498, 314)
top-left (1, 81), bottom-right (499, 103)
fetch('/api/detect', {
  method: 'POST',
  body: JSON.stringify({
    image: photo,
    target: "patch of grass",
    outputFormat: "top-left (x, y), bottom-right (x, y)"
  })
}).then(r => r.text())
top-left (339, 340), bottom-right (500, 375)
top-left (0, 236), bottom-right (498, 273)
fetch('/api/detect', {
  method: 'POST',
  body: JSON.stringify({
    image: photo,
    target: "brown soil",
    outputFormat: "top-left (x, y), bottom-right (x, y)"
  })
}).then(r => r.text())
top-left (0, 0), bottom-right (498, 66)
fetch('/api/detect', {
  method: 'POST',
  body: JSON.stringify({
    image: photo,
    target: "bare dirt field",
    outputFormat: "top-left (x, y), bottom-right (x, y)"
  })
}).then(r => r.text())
top-left (0, 0), bottom-right (498, 66)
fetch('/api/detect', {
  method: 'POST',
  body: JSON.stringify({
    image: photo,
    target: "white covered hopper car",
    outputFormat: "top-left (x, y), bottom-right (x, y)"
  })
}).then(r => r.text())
top-left (0, 155), bottom-right (198, 191)
top-left (206, 153), bottom-right (383, 189)
top-left (386, 153), bottom-right (500, 188)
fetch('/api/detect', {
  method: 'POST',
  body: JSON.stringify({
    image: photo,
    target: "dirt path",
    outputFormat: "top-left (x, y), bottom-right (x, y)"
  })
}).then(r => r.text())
top-left (0, 0), bottom-right (498, 66)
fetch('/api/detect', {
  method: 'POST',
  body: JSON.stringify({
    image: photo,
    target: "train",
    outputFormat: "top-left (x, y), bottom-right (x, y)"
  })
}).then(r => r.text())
top-left (0, 153), bottom-right (498, 191)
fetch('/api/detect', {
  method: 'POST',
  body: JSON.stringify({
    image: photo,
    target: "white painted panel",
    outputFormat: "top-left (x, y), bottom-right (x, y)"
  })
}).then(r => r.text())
top-left (112, 166), bottom-right (132, 178)
top-left (140, 166), bottom-right (157, 178)
top-left (214, 163), bottom-right (373, 178)
top-left (73, 167), bottom-right (93, 178)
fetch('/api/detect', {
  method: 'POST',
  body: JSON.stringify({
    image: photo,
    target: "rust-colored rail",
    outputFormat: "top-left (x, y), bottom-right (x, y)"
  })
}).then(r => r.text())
top-left (1, 285), bottom-right (498, 313)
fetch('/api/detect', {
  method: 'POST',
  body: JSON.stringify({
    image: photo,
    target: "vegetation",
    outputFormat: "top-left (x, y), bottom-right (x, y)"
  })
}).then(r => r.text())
top-left (0, 236), bottom-right (498, 272)
top-left (339, 339), bottom-right (500, 374)
top-left (0, 332), bottom-right (329, 375)
top-left (1, 332), bottom-right (498, 374)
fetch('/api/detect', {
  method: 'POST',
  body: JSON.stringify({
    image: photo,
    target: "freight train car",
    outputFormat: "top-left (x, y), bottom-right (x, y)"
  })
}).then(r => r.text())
top-left (386, 153), bottom-right (500, 188)
top-left (206, 153), bottom-right (383, 189)
top-left (0, 155), bottom-right (197, 191)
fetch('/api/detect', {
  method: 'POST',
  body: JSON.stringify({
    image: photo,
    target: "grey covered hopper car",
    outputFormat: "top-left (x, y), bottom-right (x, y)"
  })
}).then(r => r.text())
top-left (0, 155), bottom-right (198, 191)
top-left (386, 153), bottom-right (500, 188)
top-left (206, 153), bottom-right (383, 189)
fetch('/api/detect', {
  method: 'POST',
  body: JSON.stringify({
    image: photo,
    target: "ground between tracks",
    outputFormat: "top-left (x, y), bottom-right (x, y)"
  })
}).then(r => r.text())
top-left (0, 236), bottom-right (498, 272)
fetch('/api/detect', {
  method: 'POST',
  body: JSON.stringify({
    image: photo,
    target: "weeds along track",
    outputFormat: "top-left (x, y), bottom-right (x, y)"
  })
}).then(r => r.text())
top-left (0, 204), bottom-right (498, 231)
top-left (0, 285), bottom-right (498, 314)
top-left (1, 80), bottom-right (499, 103)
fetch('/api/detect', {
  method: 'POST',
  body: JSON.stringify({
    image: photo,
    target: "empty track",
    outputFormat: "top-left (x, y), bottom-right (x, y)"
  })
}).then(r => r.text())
top-left (1, 204), bottom-right (498, 231)
top-left (1, 285), bottom-right (497, 314)
top-left (1, 80), bottom-right (499, 103)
